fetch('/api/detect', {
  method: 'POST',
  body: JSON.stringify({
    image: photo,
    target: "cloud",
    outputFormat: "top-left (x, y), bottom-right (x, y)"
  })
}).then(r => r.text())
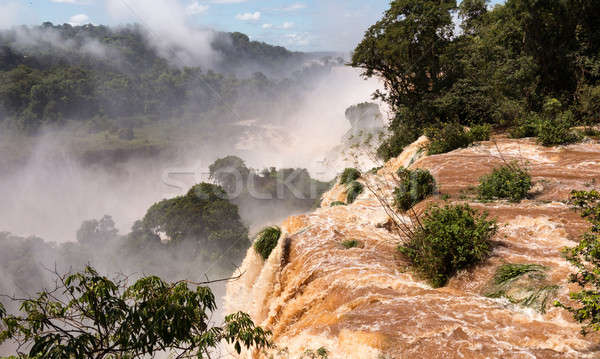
top-left (235, 12), bottom-right (261, 21)
top-left (186, 1), bottom-right (209, 15)
top-left (68, 13), bottom-right (91, 26)
top-left (283, 32), bottom-right (310, 47)
top-left (282, 3), bottom-right (306, 11)
top-left (211, 0), bottom-right (247, 3)
top-left (282, 22), bottom-right (294, 29)
top-left (105, 0), bottom-right (218, 68)
top-left (262, 23), bottom-right (273, 29)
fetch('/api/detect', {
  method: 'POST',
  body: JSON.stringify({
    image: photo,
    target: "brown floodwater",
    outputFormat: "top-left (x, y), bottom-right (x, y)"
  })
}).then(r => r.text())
top-left (226, 136), bottom-right (600, 358)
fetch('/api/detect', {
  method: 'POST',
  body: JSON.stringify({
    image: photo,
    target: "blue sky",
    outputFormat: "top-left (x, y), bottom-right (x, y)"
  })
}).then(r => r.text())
top-left (0, 0), bottom-right (505, 52)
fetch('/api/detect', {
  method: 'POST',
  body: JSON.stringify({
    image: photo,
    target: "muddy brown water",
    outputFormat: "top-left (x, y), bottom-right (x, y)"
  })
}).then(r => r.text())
top-left (226, 137), bottom-right (600, 358)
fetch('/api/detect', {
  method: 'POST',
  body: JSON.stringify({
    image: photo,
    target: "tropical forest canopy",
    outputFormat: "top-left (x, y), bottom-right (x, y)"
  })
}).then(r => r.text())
top-left (0, 22), bottom-right (339, 133)
top-left (351, 0), bottom-right (600, 159)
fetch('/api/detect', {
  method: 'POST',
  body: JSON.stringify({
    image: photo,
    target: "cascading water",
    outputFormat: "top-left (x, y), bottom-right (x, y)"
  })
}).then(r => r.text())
top-left (225, 136), bottom-right (600, 358)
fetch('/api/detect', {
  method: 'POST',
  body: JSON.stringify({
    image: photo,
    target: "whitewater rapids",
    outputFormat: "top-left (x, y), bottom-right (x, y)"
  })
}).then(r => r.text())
top-left (226, 136), bottom-right (600, 358)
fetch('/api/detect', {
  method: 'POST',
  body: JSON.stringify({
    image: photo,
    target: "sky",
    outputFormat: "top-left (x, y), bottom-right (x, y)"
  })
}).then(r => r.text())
top-left (0, 0), bottom-right (505, 52)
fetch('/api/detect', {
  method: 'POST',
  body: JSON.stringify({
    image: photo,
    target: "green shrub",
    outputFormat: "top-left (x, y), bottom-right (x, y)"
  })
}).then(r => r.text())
top-left (399, 204), bottom-right (497, 288)
top-left (425, 122), bottom-right (473, 155)
top-left (537, 111), bottom-right (581, 146)
top-left (376, 120), bottom-right (421, 161)
top-left (368, 166), bottom-right (383, 174)
top-left (339, 168), bottom-right (361, 185)
top-left (341, 240), bottom-right (360, 249)
top-left (393, 167), bottom-right (436, 211)
top-left (509, 112), bottom-right (540, 139)
top-left (468, 124), bottom-right (491, 142)
top-left (254, 226), bottom-right (281, 260)
top-left (346, 181), bottom-right (364, 204)
top-left (555, 190), bottom-right (600, 334)
top-left (330, 201), bottom-right (346, 207)
top-left (477, 162), bottom-right (532, 202)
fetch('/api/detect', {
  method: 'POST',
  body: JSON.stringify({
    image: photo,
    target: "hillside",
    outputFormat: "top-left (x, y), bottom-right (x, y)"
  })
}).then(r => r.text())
top-left (226, 135), bottom-right (600, 358)
top-left (0, 23), bottom-right (333, 134)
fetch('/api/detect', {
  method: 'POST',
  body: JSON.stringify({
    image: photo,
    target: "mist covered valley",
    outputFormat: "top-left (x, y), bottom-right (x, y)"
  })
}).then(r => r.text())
top-left (0, 16), bottom-right (385, 347)
top-left (0, 16), bottom-right (378, 320)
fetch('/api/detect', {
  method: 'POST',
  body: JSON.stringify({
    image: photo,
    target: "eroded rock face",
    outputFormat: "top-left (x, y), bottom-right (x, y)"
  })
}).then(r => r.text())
top-left (344, 102), bottom-right (385, 134)
top-left (319, 103), bottom-right (386, 177)
top-left (226, 136), bottom-right (600, 358)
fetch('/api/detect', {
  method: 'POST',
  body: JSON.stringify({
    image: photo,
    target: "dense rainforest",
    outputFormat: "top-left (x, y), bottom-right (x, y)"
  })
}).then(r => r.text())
top-left (351, 0), bottom-right (600, 160)
top-left (0, 22), bottom-right (339, 134)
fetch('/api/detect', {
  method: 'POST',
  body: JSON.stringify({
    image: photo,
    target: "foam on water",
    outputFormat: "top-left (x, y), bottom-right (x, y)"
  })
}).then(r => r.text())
top-left (225, 136), bottom-right (600, 358)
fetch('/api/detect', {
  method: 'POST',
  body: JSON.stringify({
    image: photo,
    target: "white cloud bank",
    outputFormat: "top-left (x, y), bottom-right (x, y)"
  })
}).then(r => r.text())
top-left (186, 1), bottom-right (209, 15)
top-left (68, 13), bottom-right (90, 26)
top-left (105, 0), bottom-right (219, 68)
top-left (235, 12), bottom-right (261, 21)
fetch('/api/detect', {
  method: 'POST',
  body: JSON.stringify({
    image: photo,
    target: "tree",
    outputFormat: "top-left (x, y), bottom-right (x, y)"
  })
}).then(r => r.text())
top-left (0, 266), bottom-right (271, 358)
top-left (351, 0), bottom-right (458, 117)
top-left (209, 156), bottom-right (249, 194)
top-left (556, 190), bottom-right (600, 334)
top-left (141, 183), bottom-right (249, 259)
top-left (76, 215), bottom-right (119, 246)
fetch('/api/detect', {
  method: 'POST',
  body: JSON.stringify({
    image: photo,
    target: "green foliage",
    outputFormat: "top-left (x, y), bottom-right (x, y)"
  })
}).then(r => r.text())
top-left (339, 168), bottom-right (361, 185)
top-left (577, 85), bottom-right (600, 124)
top-left (486, 263), bottom-right (558, 313)
top-left (351, 0), bottom-right (457, 117)
top-left (0, 266), bottom-right (271, 358)
top-left (537, 111), bottom-right (581, 146)
top-left (556, 190), bottom-right (600, 334)
top-left (425, 123), bottom-right (474, 155)
top-left (0, 23), bottom-right (329, 133)
top-left (469, 124), bottom-right (491, 142)
top-left (142, 182), bottom-right (249, 259)
top-left (316, 347), bottom-right (328, 358)
top-left (209, 156), bottom-right (250, 194)
top-left (509, 112), bottom-right (541, 139)
top-left (376, 119), bottom-right (421, 161)
top-left (477, 162), bottom-right (532, 202)
top-left (209, 157), bottom-right (331, 223)
top-left (353, 0), bottom-right (600, 148)
top-left (341, 240), bottom-right (360, 249)
top-left (330, 201), bottom-right (346, 207)
top-left (346, 181), bottom-right (364, 204)
top-left (368, 166), bottom-right (383, 174)
top-left (76, 215), bottom-right (118, 245)
top-left (254, 226), bottom-right (281, 260)
top-left (493, 263), bottom-right (547, 285)
top-left (301, 347), bottom-right (328, 359)
top-left (393, 167), bottom-right (436, 211)
top-left (399, 204), bottom-right (497, 288)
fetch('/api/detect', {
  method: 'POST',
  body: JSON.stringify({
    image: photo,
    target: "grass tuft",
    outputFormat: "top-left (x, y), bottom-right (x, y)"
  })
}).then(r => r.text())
top-left (254, 226), bottom-right (281, 260)
top-left (346, 181), bottom-right (364, 204)
top-left (485, 263), bottom-right (558, 313)
top-left (340, 168), bottom-right (361, 185)
top-left (341, 240), bottom-right (361, 249)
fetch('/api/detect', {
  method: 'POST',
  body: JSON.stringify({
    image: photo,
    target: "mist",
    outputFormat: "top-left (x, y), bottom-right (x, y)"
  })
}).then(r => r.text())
top-left (0, 64), bottom-right (381, 242)
top-left (0, 13), bottom-right (384, 357)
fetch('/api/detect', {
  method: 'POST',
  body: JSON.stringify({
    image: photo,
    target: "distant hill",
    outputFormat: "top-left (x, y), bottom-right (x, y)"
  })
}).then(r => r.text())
top-left (0, 23), bottom-right (339, 133)
top-left (0, 23), bottom-right (308, 76)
